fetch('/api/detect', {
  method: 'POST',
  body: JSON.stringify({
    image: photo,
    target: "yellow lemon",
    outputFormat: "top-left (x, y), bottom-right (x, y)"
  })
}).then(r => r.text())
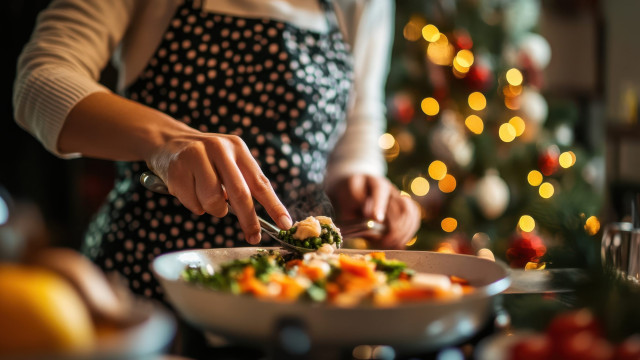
top-left (0, 264), bottom-right (95, 356)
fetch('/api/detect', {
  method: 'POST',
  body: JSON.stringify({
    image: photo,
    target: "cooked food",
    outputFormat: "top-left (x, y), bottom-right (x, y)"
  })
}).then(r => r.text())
top-left (278, 216), bottom-right (342, 249)
top-left (181, 246), bottom-right (473, 307)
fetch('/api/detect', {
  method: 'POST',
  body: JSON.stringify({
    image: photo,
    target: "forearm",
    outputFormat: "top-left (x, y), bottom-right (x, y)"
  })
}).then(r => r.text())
top-left (59, 92), bottom-right (197, 162)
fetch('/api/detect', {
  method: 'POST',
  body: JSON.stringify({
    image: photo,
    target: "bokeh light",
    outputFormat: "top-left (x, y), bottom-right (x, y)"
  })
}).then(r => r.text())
top-left (498, 123), bottom-right (517, 142)
top-left (441, 217), bottom-right (458, 232)
top-left (468, 92), bottom-right (486, 111)
top-left (411, 177), bottom-right (430, 196)
top-left (428, 160), bottom-right (448, 180)
top-left (584, 216), bottom-right (601, 235)
top-left (427, 34), bottom-right (454, 66)
top-left (406, 236), bottom-right (418, 246)
top-left (378, 133), bottom-right (395, 150)
top-left (421, 97), bottom-right (440, 116)
top-left (527, 170), bottom-right (543, 186)
top-left (438, 174), bottom-right (457, 193)
top-left (508, 116), bottom-right (526, 136)
top-left (455, 50), bottom-right (474, 67)
top-left (422, 24), bottom-right (440, 42)
top-left (559, 151), bottom-right (577, 168)
top-left (539, 182), bottom-right (554, 199)
top-left (518, 215), bottom-right (536, 232)
top-left (403, 21), bottom-right (422, 41)
top-left (465, 115), bottom-right (484, 134)
top-left (400, 191), bottom-right (411, 198)
top-left (506, 68), bottom-right (523, 86)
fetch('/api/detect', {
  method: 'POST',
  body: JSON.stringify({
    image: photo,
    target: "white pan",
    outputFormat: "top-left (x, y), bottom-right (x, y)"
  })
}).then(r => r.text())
top-left (152, 247), bottom-right (510, 352)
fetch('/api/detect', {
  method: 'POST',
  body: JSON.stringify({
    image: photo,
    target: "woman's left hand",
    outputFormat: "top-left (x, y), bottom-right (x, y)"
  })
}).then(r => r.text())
top-left (327, 174), bottom-right (421, 249)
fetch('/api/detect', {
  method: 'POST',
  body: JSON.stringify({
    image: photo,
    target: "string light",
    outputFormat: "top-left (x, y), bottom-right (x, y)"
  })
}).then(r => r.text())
top-left (559, 151), bottom-right (577, 168)
top-left (428, 160), bottom-right (447, 180)
top-left (465, 115), bottom-right (484, 134)
top-left (468, 92), bottom-right (486, 111)
top-left (518, 215), bottom-right (536, 232)
top-left (441, 217), bottom-right (458, 232)
top-left (508, 116), bottom-right (526, 136)
top-left (506, 68), bottom-right (523, 86)
top-left (584, 216), bottom-right (601, 235)
top-left (438, 174), bottom-right (457, 193)
top-left (498, 123), bottom-right (517, 142)
top-left (422, 24), bottom-right (440, 42)
top-left (539, 182), bottom-right (554, 199)
top-left (421, 97), bottom-right (440, 116)
top-left (378, 133), bottom-right (395, 150)
top-left (410, 177), bottom-right (430, 196)
top-left (527, 170), bottom-right (543, 186)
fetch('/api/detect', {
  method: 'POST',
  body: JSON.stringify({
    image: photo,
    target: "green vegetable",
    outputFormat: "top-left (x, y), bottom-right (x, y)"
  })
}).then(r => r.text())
top-left (277, 222), bottom-right (342, 249)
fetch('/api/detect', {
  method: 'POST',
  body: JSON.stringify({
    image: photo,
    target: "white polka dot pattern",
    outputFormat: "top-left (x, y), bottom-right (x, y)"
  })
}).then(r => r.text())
top-left (83, 0), bottom-right (352, 300)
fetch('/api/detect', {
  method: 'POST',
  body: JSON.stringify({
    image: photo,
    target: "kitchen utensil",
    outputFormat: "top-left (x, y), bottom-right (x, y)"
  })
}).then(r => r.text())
top-left (152, 247), bottom-right (510, 352)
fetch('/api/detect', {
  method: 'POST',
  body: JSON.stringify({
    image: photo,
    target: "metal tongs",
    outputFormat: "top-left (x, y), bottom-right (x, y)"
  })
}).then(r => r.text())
top-left (140, 172), bottom-right (383, 253)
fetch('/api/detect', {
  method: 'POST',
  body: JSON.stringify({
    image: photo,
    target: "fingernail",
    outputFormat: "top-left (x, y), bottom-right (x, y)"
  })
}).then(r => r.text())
top-left (375, 210), bottom-right (385, 222)
top-left (279, 215), bottom-right (293, 229)
top-left (249, 233), bottom-right (261, 245)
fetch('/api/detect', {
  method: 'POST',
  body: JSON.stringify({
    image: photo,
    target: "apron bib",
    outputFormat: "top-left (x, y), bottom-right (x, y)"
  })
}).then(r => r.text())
top-left (83, 0), bottom-right (353, 300)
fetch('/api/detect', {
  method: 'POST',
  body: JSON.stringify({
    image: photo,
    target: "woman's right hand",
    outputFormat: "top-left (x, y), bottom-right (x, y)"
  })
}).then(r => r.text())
top-left (146, 131), bottom-right (292, 245)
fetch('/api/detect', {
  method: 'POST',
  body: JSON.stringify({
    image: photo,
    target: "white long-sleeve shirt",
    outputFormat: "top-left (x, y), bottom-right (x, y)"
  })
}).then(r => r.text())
top-left (13, 0), bottom-right (393, 188)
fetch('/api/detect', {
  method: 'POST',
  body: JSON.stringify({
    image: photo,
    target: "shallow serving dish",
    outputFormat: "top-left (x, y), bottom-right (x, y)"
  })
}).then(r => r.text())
top-left (152, 247), bottom-right (510, 352)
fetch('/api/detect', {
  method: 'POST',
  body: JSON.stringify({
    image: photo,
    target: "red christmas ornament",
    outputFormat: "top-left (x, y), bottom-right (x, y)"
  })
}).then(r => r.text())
top-left (538, 147), bottom-right (560, 176)
top-left (390, 93), bottom-right (415, 124)
top-left (506, 232), bottom-right (546, 268)
top-left (465, 64), bottom-right (493, 92)
top-left (453, 29), bottom-right (473, 50)
top-left (519, 52), bottom-right (545, 90)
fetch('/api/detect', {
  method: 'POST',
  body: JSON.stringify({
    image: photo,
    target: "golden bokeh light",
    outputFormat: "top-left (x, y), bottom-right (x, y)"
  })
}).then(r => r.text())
top-left (468, 92), bottom-right (487, 111)
top-left (406, 236), bottom-right (418, 246)
top-left (498, 123), bottom-right (517, 142)
top-left (403, 22), bottom-right (422, 41)
top-left (559, 151), bottom-right (577, 168)
top-left (400, 191), bottom-right (411, 198)
top-left (504, 96), bottom-right (520, 110)
top-left (539, 182), bottom-right (555, 199)
top-left (452, 59), bottom-right (470, 76)
top-left (426, 34), bottom-right (454, 66)
top-left (428, 160), bottom-right (448, 180)
top-left (518, 215), bottom-right (536, 232)
top-left (465, 115), bottom-right (484, 134)
top-left (421, 97), bottom-right (440, 116)
top-left (410, 176), bottom-right (430, 196)
top-left (525, 262), bottom-right (546, 270)
top-left (584, 216), bottom-right (601, 235)
top-left (422, 24), bottom-right (440, 42)
top-left (506, 68), bottom-right (523, 86)
top-left (509, 116), bottom-right (526, 136)
top-left (378, 133), bottom-right (396, 150)
top-left (438, 174), bottom-right (457, 193)
top-left (436, 242), bottom-right (455, 254)
top-left (441, 217), bottom-right (458, 232)
top-left (527, 170), bottom-right (543, 186)
top-left (455, 50), bottom-right (475, 68)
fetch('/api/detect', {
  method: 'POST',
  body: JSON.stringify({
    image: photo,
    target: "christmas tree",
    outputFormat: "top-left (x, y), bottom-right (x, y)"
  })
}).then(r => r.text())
top-left (384, 0), bottom-right (604, 268)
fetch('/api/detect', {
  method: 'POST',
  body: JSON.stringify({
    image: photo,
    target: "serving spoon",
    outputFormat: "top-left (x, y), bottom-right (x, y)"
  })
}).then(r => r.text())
top-left (140, 171), bottom-right (323, 254)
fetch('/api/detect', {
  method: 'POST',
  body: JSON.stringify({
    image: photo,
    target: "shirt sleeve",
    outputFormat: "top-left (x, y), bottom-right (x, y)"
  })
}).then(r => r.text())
top-left (324, 0), bottom-right (394, 189)
top-left (12, 0), bottom-right (135, 158)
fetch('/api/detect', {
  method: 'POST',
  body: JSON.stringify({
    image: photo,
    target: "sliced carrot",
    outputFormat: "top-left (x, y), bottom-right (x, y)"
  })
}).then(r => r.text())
top-left (369, 252), bottom-right (386, 260)
top-left (237, 266), bottom-right (269, 297)
top-left (393, 287), bottom-right (437, 301)
top-left (285, 259), bottom-right (303, 270)
top-left (339, 254), bottom-right (376, 280)
top-left (298, 265), bottom-right (325, 282)
top-left (449, 275), bottom-right (469, 285)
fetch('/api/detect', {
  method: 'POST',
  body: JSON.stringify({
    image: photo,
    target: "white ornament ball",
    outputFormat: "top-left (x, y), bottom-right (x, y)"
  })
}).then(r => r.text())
top-left (519, 89), bottom-right (548, 125)
top-left (430, 110), bottom-right (473, 168)
top-left (518, 33), bottom-right (551, 69)
top-left (554, 124), bottom-right (574, 147)
top-left (475, 170), bottom-right (510, 220)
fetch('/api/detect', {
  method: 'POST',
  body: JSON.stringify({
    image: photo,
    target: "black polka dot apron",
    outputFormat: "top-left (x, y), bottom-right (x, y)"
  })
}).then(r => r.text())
top-left (83, 0), bottom-right (352, 300)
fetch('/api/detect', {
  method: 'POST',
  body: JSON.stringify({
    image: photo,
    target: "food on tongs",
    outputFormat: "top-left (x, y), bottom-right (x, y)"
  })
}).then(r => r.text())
top-left (181, 246), bottom-right (473, 307)
top-left (277, 216), bottom-right (342, 250)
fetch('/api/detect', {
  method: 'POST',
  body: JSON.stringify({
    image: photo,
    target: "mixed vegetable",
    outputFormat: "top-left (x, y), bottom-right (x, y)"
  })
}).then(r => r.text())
top-left (182, 246), bottom-right (473, 307)
top-left (277, 216), bottom-right (342, 250)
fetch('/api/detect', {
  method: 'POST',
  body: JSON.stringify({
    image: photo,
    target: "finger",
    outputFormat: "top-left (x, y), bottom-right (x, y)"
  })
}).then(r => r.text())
top-left (168, 170), bottom-right (204, 215)
top-left (380, 196), bottom-right (416, 249)
top-left (192, 156), bottom-right (228, 218)
top-left (366, 176), bottom-right (391, 222)
top-left (235, 147), bottom-right (292, 229)
top-left (211, 147), bottom-right (262, 245)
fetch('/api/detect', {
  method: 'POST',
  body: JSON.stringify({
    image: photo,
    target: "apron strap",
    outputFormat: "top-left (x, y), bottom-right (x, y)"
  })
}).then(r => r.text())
top-left (318, 0), bottom-right (342, 33)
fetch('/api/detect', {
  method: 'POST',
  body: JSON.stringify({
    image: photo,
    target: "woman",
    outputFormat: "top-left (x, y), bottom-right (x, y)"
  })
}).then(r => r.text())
top-left (13, 0), bottom-right (421, 300)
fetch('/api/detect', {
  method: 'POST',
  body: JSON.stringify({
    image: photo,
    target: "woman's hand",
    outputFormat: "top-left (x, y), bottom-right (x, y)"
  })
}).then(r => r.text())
top-left (327, 174), bottom-right (421, 249)
top-left (147, 132), bottom-right (293, 245)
